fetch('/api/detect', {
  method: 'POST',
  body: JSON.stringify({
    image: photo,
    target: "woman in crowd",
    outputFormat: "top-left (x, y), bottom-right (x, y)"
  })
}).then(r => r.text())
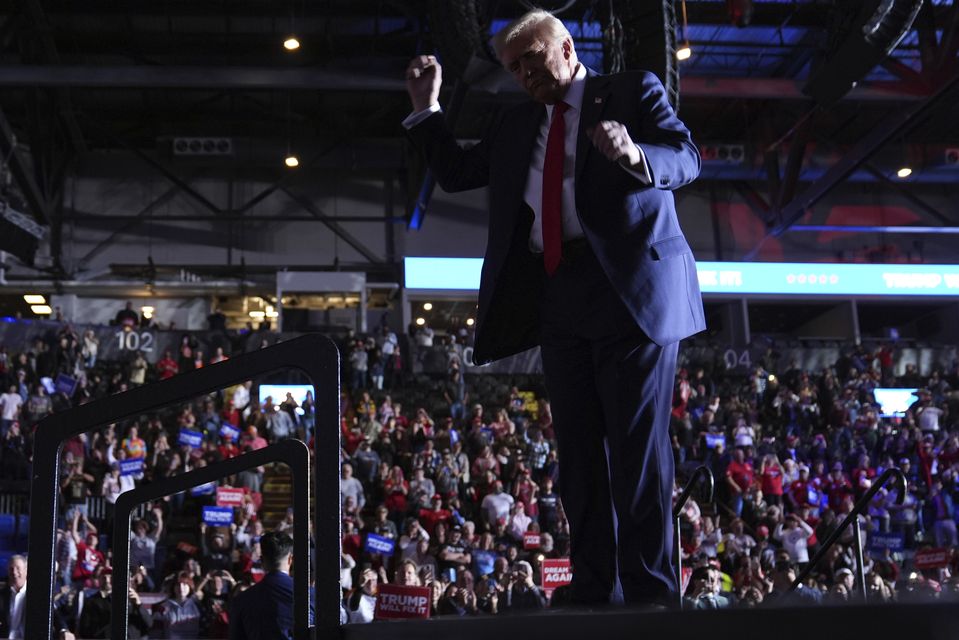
top-left (154, 571), bottom-right (203, 639)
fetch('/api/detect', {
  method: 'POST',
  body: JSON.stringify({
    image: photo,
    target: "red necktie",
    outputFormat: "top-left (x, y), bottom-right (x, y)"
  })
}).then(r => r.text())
top-left (542, 101), bottom-right (569, 275)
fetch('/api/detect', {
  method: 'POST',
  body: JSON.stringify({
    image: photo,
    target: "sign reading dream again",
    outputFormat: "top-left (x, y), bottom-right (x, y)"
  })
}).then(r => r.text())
top-left (541, 558), bottom-right (572, 595)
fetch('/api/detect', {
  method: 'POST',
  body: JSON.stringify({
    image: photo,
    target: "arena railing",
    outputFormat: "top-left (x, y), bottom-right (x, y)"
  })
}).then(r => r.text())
top-left (673, 465), bottom-right (714, 609)
top-left (26, 333), bottom-right (341, 640)
top-left (788, 467), bottom-right (907, 602)
top-left (111, 439), bottom-right (310, 640)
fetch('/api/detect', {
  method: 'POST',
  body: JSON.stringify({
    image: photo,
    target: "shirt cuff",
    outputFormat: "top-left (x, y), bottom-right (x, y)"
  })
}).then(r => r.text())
top-left (402, 104), bottom-right (442, 129)
top-left (619, 144), bottom-right (652, 185)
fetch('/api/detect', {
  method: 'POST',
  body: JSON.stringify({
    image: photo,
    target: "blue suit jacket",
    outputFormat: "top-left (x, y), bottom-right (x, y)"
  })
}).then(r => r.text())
top-left (228, 572), bottom-right (313, 640)
top-left (408, 69), bottom-right (705, 364)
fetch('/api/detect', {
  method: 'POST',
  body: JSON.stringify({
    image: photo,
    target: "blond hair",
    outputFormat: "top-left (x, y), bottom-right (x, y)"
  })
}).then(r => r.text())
top-left (491, 9), bottom-right (571, 57)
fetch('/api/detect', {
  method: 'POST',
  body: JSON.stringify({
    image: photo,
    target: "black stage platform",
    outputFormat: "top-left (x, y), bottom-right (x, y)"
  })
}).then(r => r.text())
top-left (342, 602), bottom-right (959, 640)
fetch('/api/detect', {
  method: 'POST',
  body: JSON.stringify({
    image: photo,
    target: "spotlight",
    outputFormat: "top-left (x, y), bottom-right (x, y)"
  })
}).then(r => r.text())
top-left (896, 166), bottom-right (912, 179)
top-left (141, 306), bottom-right (155, 319)
top-left (676, 45), bottom-right (692, 61)
top-left (23, 294), bottom-right (46, 305)
top-left (283, 37), bottom-right (300, 51)
top-left (466, 318), bottom-right (475, 326)
top-left (285, 155), bottom-right (299, 168)
top-left (423, 302), bottom-right (433, 311)
top-left (249, 311), bottom-right (266, 319)
top-left (31, 305), bottom-right (52, 315)
top-left (415, 317), bottom-right (426, 326)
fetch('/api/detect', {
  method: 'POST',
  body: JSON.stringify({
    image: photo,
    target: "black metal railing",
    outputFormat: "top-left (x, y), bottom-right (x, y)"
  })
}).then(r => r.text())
top-left (789, 467), bottom-right (907, 602)
top-left (26, 333), bottom-right (341, 640)
top-left (673, 465), bottom-right (715, 609)
top-left (112, 440), bottom-right (310, 639)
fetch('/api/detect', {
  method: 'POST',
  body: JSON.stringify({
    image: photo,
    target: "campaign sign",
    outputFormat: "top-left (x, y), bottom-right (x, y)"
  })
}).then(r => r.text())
top-left (191, 482), bottom-right (216, 496)
top-left (175, 541), bottom-right (198, 556)
top-left (541, 558), bottom-right (572, 595)
top-left (680, 567), bottom-right (693, 595)
top-left (119, 458), bottom-right (144, 476)
top-left (375, 584), bottom-right (431, 620)
top-left (705, 434), bottom-right (726, 449)
top-left (523, 532), bottom-right (541, 550)
top-left (202, 506), bottom-right (234, 526)
top-left (365, 533), bottom-right (395, 556)
top-left (178, 429), bottom-right (203, 448)
top-left (220, 423), bottom-right (240, 441)
top-left (216, 487), bottom-right (245, 508)
top-left (914, 547), bottom-right (951, 570)
top-left (40, 377), bottom-right (56, 395)
top-left (55, 373), bottom-right (78, 397)
top-left (868, 531), bottom-right (905, 553)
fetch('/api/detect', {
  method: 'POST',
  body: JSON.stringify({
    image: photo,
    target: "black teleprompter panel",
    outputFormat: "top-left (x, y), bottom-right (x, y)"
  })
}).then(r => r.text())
top-left (111, 440), bottom-right (310, 639)
top-left (26, 333), bottom-right (341, 640)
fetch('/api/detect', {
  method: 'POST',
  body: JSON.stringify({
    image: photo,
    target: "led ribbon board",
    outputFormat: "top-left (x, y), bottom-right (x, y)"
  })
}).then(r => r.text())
top-left (404, 258), bottom-right (959, 297)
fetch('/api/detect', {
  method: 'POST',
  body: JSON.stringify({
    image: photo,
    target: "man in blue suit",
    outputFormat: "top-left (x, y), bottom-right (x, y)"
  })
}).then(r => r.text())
top-left (229, 531), bottom-right (313, 639)
top-left (404, 10), bottom-right (704, 607)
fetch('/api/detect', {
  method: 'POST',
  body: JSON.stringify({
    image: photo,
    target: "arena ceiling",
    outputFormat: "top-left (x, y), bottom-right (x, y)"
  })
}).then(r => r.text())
top-left (0, 0), bottom-right (957, 280)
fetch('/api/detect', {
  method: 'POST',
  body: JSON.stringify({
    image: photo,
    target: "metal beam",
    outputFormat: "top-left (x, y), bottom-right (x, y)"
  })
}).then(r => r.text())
top-left (75, 180), bottom-right (197, 268)
top-left (0, 107), bottom-right (49, 224)
top-left (935, 2), bottom-right (959, 72)
top-left (861, 162), bottom-right (953, 226)
top-left (744, 73), bottom-right (959, 260)
top-left (280, 187), bottom-right (384, 265)
top-left (0, 66), bottom-right (935, 101)
top-left (731, 181), bottom-right (771, 220)
top-left (18, 0), bottom-right (87, 153)
top-left (82, 118), bottom-right (227, 217)
top-left (68, 213), bottom-right (405, 223)
top-left (0, 65), bottom-right (407, 91)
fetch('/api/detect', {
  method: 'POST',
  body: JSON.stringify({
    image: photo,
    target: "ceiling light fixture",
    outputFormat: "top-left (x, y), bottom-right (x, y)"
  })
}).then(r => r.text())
top-left (284, 92), bottom-right (298, 168)
top-left (896, 166), bottom-right (912, 179)
top-left (31, 305), bottom-right (52, 315)
top-left (23, 294), bottom-right (46, 305)
top-left (283, 36), bottom-right (300, 51)
top-left (415, 317), bottom-right (426, 326)
top-left (423, 302), bottom-right (433, 311)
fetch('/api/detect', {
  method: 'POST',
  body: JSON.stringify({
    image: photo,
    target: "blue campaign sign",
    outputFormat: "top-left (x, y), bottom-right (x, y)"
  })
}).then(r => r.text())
top-left (191, 482), bottom-right (216, 496)
top-left (119, 457), bottom-right (144, 476)
top-left (178, 429), bottom-right (203, 448)
top-left (220, 423), bottom-right (240, 441)
top-left (869, 531), bottom-right (904, 553)
top-left (705, 434), bottom-right (726, 449)
top-left (55, 373), bottom-right (78, 397)
top-left (202, 506), bottom-right (234, 526)
top-left (365, 533), bottom-right (395, 556)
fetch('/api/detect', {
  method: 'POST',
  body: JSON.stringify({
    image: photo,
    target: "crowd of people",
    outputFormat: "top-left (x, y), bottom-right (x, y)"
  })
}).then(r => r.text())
top-left (0, 316), bottom-right (957, 636)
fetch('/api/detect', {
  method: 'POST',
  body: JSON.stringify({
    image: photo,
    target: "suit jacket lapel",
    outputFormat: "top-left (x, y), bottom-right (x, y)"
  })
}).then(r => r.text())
top-left (502, 101), bottom-right (546, 230)
top-left (575, 71), bottom-right (612, 184)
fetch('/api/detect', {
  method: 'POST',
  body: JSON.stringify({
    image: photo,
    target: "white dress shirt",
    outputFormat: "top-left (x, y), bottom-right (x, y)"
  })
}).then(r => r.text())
top-left (8, 585), bottom-right (25, 639)
top-left (403, 63), bottom-right (652, 250)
